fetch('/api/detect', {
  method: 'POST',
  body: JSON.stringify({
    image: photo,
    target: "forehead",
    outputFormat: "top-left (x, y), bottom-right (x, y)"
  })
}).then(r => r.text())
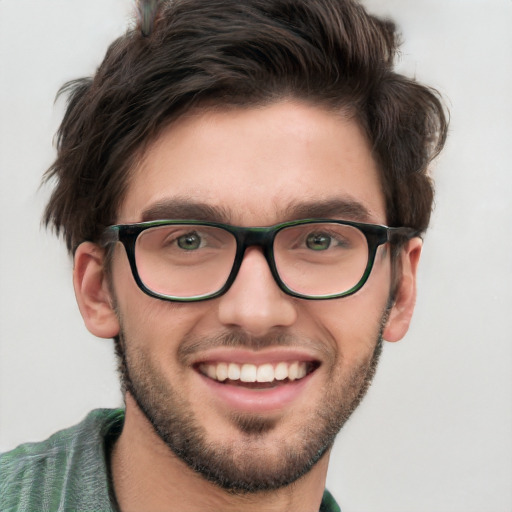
top-left (118, 100), bottom-right (386, 225)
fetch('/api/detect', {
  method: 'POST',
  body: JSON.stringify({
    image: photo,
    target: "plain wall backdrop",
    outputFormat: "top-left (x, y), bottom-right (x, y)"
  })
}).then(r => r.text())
top-left (0, 1), bottom-right (511, 511)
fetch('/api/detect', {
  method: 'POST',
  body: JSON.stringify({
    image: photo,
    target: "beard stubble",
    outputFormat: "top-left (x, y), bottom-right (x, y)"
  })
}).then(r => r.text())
top-left (113, 315), bottom-right (386, 494)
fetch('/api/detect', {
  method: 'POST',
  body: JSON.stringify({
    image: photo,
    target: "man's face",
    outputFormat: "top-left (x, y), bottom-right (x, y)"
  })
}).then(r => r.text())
top-left (109, 100), bottom-right (396, 491)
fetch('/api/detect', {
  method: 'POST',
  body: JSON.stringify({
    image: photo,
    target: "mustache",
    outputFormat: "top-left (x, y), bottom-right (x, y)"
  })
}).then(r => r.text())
top-left (177, 329), bottom-right (331, 364)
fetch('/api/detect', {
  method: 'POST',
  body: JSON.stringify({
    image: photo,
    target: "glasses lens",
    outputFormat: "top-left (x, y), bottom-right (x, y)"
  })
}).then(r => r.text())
top-left (274, 223), bottom-right (369, 297)
top-left (135, 224), bottom-right (237, 299)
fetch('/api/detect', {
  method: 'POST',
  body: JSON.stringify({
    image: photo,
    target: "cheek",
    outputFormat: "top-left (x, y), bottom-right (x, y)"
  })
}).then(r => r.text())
top-left (303, 279), bottom-right (390, 364)
top-left (120, 298), bottom-right (197, 342)
top-left (113, 265), bottom-right (213, 360)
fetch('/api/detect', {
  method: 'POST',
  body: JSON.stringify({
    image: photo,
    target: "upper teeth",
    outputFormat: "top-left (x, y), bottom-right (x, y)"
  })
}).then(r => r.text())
top-left (199, 361), bottom-right (308, 383)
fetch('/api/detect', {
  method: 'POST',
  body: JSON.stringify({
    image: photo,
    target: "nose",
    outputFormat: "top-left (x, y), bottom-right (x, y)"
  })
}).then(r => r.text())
top-left (217, 247), bottom-right (298, 337)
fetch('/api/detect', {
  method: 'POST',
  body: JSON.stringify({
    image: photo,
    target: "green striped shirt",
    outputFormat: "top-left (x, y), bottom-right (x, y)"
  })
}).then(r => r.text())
top-left (1, 409), bottom-right (340, 512)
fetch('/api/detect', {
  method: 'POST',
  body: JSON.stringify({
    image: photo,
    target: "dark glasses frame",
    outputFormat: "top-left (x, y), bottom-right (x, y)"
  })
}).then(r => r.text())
top-left (101, 218), bottom-right (418, 302)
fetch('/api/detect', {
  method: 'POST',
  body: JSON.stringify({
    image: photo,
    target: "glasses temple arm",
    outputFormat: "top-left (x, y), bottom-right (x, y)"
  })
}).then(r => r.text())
top-left (99, 226), bottom-right (121, 247)
top-left (387, 227), bottom-right (422, 243)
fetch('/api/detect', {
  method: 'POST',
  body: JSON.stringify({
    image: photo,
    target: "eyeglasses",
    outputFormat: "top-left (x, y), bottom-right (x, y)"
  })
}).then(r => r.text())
top-left (101, 219), bottom-right (418, 302)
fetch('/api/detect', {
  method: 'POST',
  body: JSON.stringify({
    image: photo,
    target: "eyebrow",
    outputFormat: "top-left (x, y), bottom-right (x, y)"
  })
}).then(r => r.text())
top-left (141, 200), bottom-right (232, 223)
top-left (282, 198), bottom-right (373, 223)
top-left (140, 197), bottom-right (374, 225)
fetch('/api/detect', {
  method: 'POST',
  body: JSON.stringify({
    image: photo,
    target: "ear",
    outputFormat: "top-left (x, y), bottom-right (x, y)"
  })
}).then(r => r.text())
top-left (382, 237), bottom-right (422, 342)
top-left (73, 242), bottom-right (120, 339)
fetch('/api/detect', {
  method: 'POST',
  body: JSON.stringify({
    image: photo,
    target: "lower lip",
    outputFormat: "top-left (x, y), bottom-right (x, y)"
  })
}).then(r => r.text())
top-left (196, 370), bottom-right (316, 414)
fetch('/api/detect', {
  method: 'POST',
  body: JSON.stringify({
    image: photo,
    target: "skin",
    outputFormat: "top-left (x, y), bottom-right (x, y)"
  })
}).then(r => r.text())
top-left (73, 100), bottom-right (421, 512)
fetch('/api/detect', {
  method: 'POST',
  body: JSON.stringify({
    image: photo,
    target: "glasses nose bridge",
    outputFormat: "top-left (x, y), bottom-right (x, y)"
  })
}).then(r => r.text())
top-left (237, 226), bottom-right (274, 257)
top-left (233, 226), bottom-right (277, 277)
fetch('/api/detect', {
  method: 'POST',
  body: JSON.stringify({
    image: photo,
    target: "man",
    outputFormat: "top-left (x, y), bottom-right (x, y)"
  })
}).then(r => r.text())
top-left (0, 0), bottom-right (447, 510)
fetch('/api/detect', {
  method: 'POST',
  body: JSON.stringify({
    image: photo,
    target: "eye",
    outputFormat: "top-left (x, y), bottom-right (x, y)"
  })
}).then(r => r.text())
top-left (305, 233), bottom-right (332, 251)
top-left (176, 231), bottom-right (203, 250)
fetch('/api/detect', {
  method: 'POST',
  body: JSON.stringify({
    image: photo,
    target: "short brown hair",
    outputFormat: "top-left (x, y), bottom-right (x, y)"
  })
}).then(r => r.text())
top-left (43, 0), bottom-right (447, 253)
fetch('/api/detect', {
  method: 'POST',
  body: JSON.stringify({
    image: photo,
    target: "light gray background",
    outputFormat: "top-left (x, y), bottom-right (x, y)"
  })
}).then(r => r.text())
top-left (1, 1), bottom-right (511, 511)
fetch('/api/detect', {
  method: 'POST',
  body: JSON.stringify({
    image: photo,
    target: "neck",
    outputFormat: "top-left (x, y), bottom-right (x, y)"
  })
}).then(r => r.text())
top-left (110, 394), bottom-right (330, 512)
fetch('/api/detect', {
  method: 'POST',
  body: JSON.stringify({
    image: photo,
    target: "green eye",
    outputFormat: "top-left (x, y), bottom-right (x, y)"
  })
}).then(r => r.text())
top-left (177, 232), bottom-right (202, 250)
top-left (306, 233), bottom-right (331, 251)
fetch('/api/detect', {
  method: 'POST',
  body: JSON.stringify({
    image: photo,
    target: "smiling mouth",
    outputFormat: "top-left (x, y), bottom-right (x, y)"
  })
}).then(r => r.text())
top-left (197, 360), bottom-right (319, 388)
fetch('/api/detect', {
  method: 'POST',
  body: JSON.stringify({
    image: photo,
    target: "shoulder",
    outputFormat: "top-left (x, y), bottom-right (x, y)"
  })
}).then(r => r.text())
top-left (0, 408), bottom-right (124, 512)
top-left (320, 489), bottom-right (341, 512)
